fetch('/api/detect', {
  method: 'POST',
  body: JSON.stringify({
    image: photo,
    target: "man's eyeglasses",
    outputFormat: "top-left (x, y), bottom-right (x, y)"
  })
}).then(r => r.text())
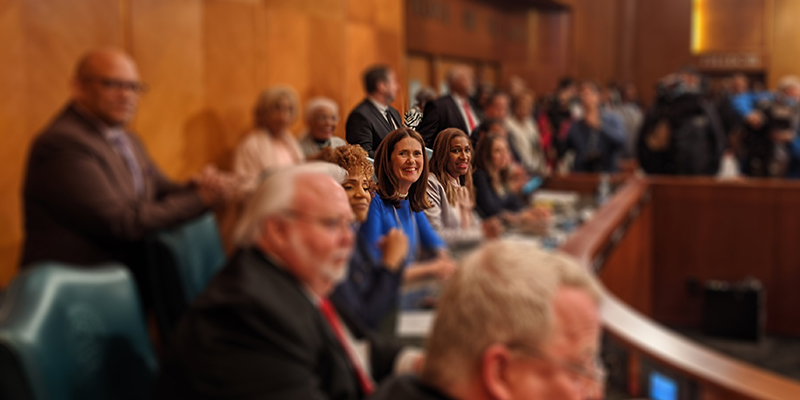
top-left (82, 76), bottom-right (148, 94)
top-left (285, 210), bottom-right (357, 233)
top-left (506, 342), bottom-right (606, 393)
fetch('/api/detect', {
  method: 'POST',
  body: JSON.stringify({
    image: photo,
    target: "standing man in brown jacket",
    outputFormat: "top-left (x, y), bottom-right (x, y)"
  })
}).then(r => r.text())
top-left (20, 48), bottom-right (232, 282)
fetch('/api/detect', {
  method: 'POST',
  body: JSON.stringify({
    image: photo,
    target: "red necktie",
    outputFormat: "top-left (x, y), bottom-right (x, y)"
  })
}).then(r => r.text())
top-left (462, 99), bottom-right (477, 132)
top-left (319, 298), bottom-right (375, 395)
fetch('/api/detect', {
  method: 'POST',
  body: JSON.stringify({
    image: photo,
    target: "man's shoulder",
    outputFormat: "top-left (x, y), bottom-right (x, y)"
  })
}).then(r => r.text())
top-left (32, 107), bottom-right (104, 154)
top-left (200, 249), bottom-right (318, 321)
top-left (349, 99), bottom-right (374, 115)
top-left (370, 376), bottom-right (453, 400)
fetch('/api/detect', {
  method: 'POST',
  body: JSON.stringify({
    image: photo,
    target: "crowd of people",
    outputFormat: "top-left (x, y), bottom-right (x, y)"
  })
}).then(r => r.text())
top-left (23, 46), bottom-right (800, 399)
top-left (18, 48), bottom-right (605, 400)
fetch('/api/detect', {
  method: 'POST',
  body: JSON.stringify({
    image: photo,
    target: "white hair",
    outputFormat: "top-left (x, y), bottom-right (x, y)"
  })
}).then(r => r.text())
top-left (233, 162), bottom-right (348, 246)
top-left (778, 75), bottom-right (800, 93)
top-left (254, 85), bottom-right (299, 127)
top-left (304, 97), bottom-right (339, 124)
top-left (421, 238), bottom-right (603, 388)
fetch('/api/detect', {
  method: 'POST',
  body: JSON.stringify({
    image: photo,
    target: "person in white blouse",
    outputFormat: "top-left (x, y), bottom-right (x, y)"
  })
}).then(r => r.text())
top-left (506, 90), bottom-right (546, 174)
top-left (233, 86), bottom-right (304, 193)
top-left (299, 97), bottom-right (347, 158)
top-left (425, 128), bottom-right (502, 248)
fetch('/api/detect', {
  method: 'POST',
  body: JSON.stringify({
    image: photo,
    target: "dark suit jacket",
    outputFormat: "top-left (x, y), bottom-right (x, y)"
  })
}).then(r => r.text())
top-left (417, 95), bottom-right (475, 148)
top-left (368, 376), bottom-right (455, 400)
top-left (154, 248), bottom-right (404, 400)
top-left (21, 103), bottom-right (207, 271)
top-left (345, 99), bottom-right (402, 158)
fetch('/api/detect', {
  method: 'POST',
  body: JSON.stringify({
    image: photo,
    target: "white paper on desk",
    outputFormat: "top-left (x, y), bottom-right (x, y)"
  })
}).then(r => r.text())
top-left (397, 310), bottom-right (435, 338)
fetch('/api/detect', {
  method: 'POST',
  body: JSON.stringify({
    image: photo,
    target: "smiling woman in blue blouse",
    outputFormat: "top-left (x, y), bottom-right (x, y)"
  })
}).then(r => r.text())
top-left (361, 128), bottom-right (455, 290)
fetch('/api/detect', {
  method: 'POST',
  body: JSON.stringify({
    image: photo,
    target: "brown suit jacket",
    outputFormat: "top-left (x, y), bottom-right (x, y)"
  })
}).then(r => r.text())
top-left (21, 103), bottom-right (208, 271)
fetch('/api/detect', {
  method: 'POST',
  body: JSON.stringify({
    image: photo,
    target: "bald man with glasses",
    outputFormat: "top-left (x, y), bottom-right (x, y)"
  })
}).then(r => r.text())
top-left (21, 48), bottom-right (234, 286)
top-left (369, 239), bottom-right (606, 400)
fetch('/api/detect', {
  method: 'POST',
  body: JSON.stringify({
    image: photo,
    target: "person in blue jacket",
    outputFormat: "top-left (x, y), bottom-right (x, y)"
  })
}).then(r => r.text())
top-left (360, 128), bottom-right (455, 319)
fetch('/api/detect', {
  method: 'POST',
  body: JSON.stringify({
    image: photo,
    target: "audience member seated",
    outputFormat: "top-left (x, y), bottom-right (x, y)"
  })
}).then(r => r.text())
top-left (561, 81), bottom-right (625, 172)
top-left (638, 68), bottom-right (726, 176)
top-left (425, 128), bottom-right (502, 248)
top-left (346, 65), bottom-right (402, 158)
top-left (506, 90), bottom-right (546, 174)
top-left (154, 163), bottom-right (418, 400)
top-left (418, 66), bottom-right (481, 148)
top-left (315, 145), bottom-right (410, 330)
top-left (369, 239), bottom-right (605, 400)
top-left (361, 129), bottom-right (456, 309)
top-left (405, 87), bottom-right (437, 131)
top-left (299, 97), bottom-right (346, 158)
top-left (473, 135), bottom-right (548, 232)
top-left (471, 119), bottom-right (522, 167)
top-left (233, 85), bottom-right (304, 192)
top-left (20, 48), bottom-right (231, 287)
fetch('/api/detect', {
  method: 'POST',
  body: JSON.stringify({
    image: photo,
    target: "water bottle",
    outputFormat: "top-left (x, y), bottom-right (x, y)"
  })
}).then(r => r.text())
top-left (597, 173), bottom-right (611, 205)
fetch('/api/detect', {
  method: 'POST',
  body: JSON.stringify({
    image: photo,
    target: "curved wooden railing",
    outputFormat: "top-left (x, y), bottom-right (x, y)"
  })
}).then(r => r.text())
top-left (554, 175), bottom-right (800, 400)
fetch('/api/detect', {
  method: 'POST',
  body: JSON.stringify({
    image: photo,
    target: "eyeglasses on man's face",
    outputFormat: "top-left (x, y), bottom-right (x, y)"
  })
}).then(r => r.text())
top-left (506, 342), bottom-right (606, 395)
top-left (82, 76), bottom-right (148, 94)
top-left (284, 210), bottom-right (357, 234)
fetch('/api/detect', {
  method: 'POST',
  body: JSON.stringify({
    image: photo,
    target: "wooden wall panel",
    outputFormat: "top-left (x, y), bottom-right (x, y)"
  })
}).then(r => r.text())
top-left (632, 0), bottom-right (693, 105)
top-left (696, 0), bottom-right (765, 53)
top-left (130, 0), bottom-right (204, 179)
top-left (600, 200), bottom-right (653, 316)
top-left (202, 0), bottom-right (260, 169)
top-left (649, 180), bottom-right (800, 336)
top-left (0, 0), bottom-right (26, 286)
top-left (572, 0), bottom-right (620, 84)
top-left (769, 0), bottom-right (800, 89)
top-left (22, 0), bottom-right (123, 130)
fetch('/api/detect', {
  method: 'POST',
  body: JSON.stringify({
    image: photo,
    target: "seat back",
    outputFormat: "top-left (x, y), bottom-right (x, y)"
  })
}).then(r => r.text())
top-left (148, 212), bottom-right (226, 341)
top-left (0, 264), bottom-right (157, 400)
top-left (154, 212), bottom-right (225, 303)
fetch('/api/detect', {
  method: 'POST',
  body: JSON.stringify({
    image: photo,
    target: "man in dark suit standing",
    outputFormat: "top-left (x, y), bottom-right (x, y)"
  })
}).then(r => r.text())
top-left (346, 65), bottom-right (402, 158)
top-left (154, 163), bottom-right (414, 399)
top-left (418, 66), bottom-right (481, 148)
top-left (21, 48), bottom-right (231, 277)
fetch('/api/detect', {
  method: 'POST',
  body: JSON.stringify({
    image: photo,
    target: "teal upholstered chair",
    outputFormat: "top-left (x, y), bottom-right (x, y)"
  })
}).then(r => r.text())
top-left (425, 147), bottom-right (433, 160)
top-left (148, 212), bottom-right (226, 341)
top-left (0, 263), bottom-right (157, 400)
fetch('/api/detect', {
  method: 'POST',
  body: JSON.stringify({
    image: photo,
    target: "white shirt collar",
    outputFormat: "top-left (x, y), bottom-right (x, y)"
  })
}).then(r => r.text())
top-left (368, 97), bottom-right (389, 114)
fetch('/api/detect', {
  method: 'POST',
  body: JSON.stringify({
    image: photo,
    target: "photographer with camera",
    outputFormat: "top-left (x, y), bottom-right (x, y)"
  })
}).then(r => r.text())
top-left (740, 75), bottom-right (800, 178)
top-left (637, 66), bottom-right (726, 176)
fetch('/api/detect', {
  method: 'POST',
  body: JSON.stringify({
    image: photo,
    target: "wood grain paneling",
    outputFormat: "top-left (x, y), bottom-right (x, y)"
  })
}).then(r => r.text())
top-left (600, 200), bottom-right (653, 316)
top-left (650, 179), bottom-right (800, 336)
top-left (632, 0), bottom-right (693, 104)
top-left (0, 0), bottom-right (25, 285)
top-left (770, 0), bottom-right (800, 89)
top-left (22, 0), bottom-right (123, 130)
top-left (696, 0), bottom-right (765, 54)
top-left (202, 0), bottom-right (260, 169)
top-left (130, 0), bottom-right (204, 179)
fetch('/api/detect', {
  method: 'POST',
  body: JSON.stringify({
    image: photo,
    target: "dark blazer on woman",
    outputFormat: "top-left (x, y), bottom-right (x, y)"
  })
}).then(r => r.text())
top-left (472, 168), bottom-right (526, 218)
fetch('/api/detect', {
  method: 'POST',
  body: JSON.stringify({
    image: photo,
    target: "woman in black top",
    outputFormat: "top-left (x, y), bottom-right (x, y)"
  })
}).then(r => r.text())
top-left (473, 134), bottom-right (550, 231)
